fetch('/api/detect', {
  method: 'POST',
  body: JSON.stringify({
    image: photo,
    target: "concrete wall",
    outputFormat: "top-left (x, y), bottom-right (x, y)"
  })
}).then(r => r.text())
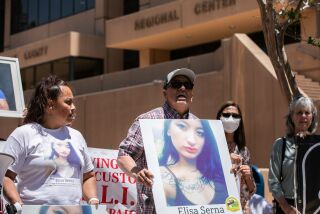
top-left (1, 32), bottom-right (105, 69)
top-left (106, 0), bottom-right (261, 50)
top-left (228, 34), bottom-right (288, 167)
top-left (7, 10), bottom-right (96, 49)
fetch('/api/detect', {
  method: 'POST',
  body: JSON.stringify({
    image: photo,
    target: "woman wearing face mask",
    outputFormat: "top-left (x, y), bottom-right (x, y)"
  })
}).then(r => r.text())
top-left (159, 119), bottom-right (228, 206)
top-left (216, 101), bottom-right (255, 213)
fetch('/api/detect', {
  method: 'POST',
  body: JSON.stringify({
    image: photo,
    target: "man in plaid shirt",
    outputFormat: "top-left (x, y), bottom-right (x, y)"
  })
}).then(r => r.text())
top-left (117, 68), bottom-right (197, 213)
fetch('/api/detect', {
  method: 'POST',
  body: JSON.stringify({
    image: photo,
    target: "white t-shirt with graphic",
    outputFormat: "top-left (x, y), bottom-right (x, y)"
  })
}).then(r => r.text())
top-left (4, 123), bottom-right (94, 205)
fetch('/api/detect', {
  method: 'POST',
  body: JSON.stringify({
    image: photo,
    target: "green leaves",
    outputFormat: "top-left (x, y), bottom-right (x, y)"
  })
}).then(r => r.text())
top-left (307, 37), bottom-right (320, 48)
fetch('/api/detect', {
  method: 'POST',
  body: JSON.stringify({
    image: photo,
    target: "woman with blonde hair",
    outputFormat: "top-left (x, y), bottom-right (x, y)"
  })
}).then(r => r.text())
top-left (269, 96), bottom-right (318, 214)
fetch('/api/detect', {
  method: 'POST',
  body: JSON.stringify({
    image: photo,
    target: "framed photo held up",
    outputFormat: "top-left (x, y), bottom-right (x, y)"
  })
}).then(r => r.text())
top-left (140, 119), bottom-right (242, 214)
top-left (0, 56), bottom-right (25, 118)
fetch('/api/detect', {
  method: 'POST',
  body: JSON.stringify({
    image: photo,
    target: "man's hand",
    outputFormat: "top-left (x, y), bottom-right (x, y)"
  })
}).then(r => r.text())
top-left (131, 167), bottom-right (154, 187)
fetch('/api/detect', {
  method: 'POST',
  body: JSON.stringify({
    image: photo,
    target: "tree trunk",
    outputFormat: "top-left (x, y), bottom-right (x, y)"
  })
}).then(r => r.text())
top-left (256, 0), bottom-right (302, 104)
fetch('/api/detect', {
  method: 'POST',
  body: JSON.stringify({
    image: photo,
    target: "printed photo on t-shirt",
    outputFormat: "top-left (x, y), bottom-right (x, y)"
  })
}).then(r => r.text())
top-left (46, 141), bottom-right (81, 179)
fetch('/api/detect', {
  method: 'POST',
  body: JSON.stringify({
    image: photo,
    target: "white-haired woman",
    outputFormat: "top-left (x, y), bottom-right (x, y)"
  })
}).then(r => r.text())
top-left (268, 96), bottom-right (318, 214)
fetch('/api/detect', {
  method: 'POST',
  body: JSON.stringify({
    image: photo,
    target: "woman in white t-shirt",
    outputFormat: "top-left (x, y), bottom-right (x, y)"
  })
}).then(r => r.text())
top-left (3, 75), bottom-right (99, 211)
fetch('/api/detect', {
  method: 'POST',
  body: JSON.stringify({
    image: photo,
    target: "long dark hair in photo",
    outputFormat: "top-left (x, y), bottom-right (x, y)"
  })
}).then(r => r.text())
top-left (49, 141), bottom-right (81, 165)
top-left (159, 119), bottom-right (226, 183)
top-left (23, 75), bottom-right (68, 125)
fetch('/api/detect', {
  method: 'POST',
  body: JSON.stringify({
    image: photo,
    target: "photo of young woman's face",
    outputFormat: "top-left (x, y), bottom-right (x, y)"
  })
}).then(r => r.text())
top-left (167, 120), bottom-right (205, 160)
top-left (53, 141), bottom-right (71, 158)
top-left (44, 205), bottom-right (82, 214)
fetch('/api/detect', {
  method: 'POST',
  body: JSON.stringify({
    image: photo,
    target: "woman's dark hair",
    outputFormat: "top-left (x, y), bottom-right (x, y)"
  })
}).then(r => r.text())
top-left (50, 141), bottom-right (81, 165)
top-left (23, 75), bottom-right (69, 124)
top-left (159, 120), bottom-right (226, 183)
top-left (216, 101), bottom-right (246, 151)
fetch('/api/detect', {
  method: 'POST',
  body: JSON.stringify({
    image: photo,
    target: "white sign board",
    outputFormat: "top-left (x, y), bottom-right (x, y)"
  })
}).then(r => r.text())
top-left (88, 148), bottom-right (137, 214)
top-left (21, 205), bottom-right (108, 214)
top-left (0, 56), bottom-right (25, 118)
top-left (140, 119), bottom-right (242, 213)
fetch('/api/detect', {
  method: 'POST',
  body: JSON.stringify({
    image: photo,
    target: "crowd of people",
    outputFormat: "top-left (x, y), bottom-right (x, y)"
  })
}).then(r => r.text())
top-left (0, 68), bottom-right (317, 214)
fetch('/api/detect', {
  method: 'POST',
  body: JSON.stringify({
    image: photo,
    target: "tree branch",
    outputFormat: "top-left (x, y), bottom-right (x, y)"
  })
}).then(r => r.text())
top-left (256, 0), bottom-right (303, 103)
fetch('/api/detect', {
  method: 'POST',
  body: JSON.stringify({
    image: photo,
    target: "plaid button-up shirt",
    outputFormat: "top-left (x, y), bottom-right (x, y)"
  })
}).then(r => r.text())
top-left (118, 102), bottom-right (197, 214)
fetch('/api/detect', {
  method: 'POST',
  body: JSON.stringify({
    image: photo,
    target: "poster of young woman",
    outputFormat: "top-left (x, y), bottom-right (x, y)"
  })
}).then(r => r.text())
top-left (0, 56), bottom-right (25, 117)
top-left (21, 205), bottom-right (108, 214)
top-left (140, 119), bottom-right (242, 214)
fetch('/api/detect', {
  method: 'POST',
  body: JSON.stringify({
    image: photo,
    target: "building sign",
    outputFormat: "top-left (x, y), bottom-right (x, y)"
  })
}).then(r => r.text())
top-left (24, 46), bottom-right (48, 60)
top-left (194, 0), bottom-right (236, 15)
top-left (134, 10), bottom-right (179, 31)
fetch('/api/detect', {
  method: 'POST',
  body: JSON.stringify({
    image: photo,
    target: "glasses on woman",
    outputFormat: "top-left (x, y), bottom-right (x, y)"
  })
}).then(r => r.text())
top-left (221, 113), bottom-right (241, 119)
top-left (168, 80), bottom-right (194, 90)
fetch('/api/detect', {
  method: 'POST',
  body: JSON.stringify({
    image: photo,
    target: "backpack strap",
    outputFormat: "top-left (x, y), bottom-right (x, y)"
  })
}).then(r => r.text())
top-left (280, 137), bottom-right (286, 182)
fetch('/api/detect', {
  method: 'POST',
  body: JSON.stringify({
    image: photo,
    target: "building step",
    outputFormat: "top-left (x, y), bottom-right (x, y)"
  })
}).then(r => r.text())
top-left (295, 73), bottom-right (320, 101)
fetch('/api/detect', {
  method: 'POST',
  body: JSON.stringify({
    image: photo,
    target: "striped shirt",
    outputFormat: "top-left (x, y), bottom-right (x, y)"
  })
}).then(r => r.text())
top-left (118, 101), bottom-right (197, 214)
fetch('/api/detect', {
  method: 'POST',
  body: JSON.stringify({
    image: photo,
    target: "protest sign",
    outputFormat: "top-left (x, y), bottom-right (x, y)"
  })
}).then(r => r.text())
top-left (88, 148), bottom-right (137, 214)
top-left (140, 119), bottom-right (242, 214)
top-left (0, 56), bottom-right (25, 117)
top-left (21, 205), bottom-right (108, 214)
top-left (295, 135), bottom-right (320, 214)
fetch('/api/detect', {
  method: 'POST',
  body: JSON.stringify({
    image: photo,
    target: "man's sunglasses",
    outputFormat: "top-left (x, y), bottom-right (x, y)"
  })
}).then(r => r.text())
top-left (221, 113), bottom-right (241, 119)
top-left (167, 81), bottom-right (194, 90)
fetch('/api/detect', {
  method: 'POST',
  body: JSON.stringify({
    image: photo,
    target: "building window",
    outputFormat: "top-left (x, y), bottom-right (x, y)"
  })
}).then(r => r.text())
top-left (170, 41), bottom-right (221, 60)
top-left (124, 0), bottom-right (139, 15)
top-left (123, 50), bottom-right (139, 70)
top-left (39, 0), bottom-right (49, 24)
top-left (11, 0), bottom-right (95, 34)
top-left (62, 0), bottom-right (73, 17)
top-left (75, 0), bottom-right (86, 13)
top-left (53, 58), bottom-right (70, 80)
top-left (50, 0), bottom-right (61, 21)
top-left (21, 57), bottom-right (103, 90)
top-left (28, 0), bottom-right (38, 27)
top-left (73, 57), bottom-right (103, 79)
top-left (35, 63), bottom-right (51, 86)
top-left (248, 26), bottom-right (300, 54)
top-left (21, 67), bottom-right (35, 90)
top-left (87, 0), bottom-right (94, 9)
